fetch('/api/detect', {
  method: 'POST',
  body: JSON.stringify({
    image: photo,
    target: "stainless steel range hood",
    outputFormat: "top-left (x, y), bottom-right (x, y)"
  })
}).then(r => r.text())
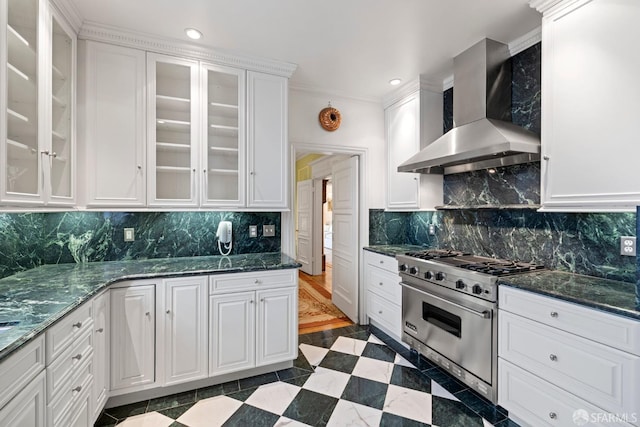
top-left (398, 39), bottom-right (540, 175)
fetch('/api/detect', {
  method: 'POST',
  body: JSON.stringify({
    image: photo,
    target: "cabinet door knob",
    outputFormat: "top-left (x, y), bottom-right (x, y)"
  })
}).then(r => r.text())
top-left (379, 260), bottom-right (384, 264)
top-left (72, 322), bottom-right (82, 329)
top-left (250, 300), bottom-right (254, 304)
top-left (379, 282), bottom-right (383, 286)
top-left (250, 171), bottom-right (254, 175)
top-left (51, 152), bottom-right (57, 158)
top-left (137, 165), bottom-right (142, 170)
top-left (260, 298), bottom-right (264, 302)
top-left (72, 386), bottom-right (82, 393)
top-left (378, 310), bottom-right (383, 314)
top-left (41, 150), bottom-right (50, 156)
top-left (254, 279), bottom-right (261, 284)
top-left (96, 328), bottom-right (104, 333)
top-left (166, 310), bottom-right (171, 314)
top-left (549, 354), bottom-right (558, 362)
top-left (549, 412), bottom-right (557, 419)
top-left (145, 312), bottom-right (150, 317)
top-left (543, 155), bottom-right (550, 161)
top-left (72, 354), bottom-right (82, 361)
top-left (550, 311), bottom-right (558, 318)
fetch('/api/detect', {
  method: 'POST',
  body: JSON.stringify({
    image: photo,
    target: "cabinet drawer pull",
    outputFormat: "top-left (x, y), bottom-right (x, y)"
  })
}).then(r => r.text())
top-left (378, 310), bottom-right (383, 314)
top-left (379, 282), bottom-right (383, 286)
top-left (379, 260), bottom-right (384, 264)
top-left (254, 279), bottom-right (261, 284)
top-left (72, 322), bottom-right (82, 329)
top-left (72, 354), bottom-right (82, 361)
top-left (550, 311), bottom-right (558, 318)
top-left (96, 328), bottom-right (104, 333)
top-left (72, 386), bottom-right (82, 393)
top-left (250, 300), bottom-right (254, 304)
top-left (260, 298), bottom-right (264, 302)
top-left (549, 354), bottom-right (558, 362)
top-left (549, 412), bottom-right (557, 419)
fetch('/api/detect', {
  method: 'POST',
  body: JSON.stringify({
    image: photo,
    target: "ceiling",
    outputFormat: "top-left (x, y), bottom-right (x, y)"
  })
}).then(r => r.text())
top-left (67, 0), bottom-right (542, 100)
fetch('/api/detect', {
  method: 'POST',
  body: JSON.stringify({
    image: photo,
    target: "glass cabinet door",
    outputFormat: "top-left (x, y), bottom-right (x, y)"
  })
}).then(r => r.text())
top-left (4, 0), bottom-right (40, 199)
top-left (202, 64), bottom-right (245, 206)
top-left (148, 54), bottom-right (198, 205)
top-left (49, 12), bottom-right (73, 200)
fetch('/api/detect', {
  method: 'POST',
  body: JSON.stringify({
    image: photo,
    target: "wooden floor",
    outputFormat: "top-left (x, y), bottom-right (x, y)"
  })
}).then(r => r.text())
top-left (298, 264), bottom-right (354, 334)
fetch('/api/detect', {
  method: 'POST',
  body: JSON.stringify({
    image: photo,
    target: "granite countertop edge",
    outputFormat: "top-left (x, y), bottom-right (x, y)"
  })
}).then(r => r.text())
top-left (0, 252), bottom-right (301, 362)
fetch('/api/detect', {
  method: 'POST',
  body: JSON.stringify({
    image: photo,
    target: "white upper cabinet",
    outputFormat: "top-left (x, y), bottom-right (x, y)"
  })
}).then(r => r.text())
top-left (383, 80), bottom-right (443, 210)
top-left (533, 0), bottom-right (640, 212)
top-left (147, 53), bottom-right (200, 207)
top-left (80, 41), bottom-right (146, 207)
top-left (201, 63), bottom-right (245, 207)
top-left (247, 71), bottom-right (289, 209)
top-left (1, 0), bottom-right (76, 206)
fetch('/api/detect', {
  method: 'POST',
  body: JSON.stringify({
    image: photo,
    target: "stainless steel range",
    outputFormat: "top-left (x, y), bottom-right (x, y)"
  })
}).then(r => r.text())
top-left (397, 249), bottom-right (544, 403)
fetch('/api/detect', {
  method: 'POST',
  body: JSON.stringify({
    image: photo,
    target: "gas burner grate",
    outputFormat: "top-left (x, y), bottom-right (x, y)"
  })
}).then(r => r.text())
top-left (404, 249), bottom-right (470, 260)
top-left (458, 260), bottom-right (545, 276)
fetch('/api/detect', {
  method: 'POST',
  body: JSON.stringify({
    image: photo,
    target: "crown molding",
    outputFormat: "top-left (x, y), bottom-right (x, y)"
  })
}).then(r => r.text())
top-left (289, 83), bottom-right (380, 104)
top-left (529, 0), bottom-right (586, 15)
top-left (79, 22), bottom-right (297, 78)
top-left (382, 76), bottom-right (442, 108)
top-left (508, 26), bottom-right (541, 56)
top-left (50, 0), bottom-right (83, 32)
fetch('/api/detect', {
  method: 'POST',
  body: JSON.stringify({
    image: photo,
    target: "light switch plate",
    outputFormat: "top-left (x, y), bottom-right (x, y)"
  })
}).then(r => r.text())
top-left (620, 236), bottom-right (636, 256)
top-left (249, 225), bottom-right (257, 238)
top-left (124, 228), bottom-right (135, 242)
top-left (263, 225), bottom-right (275, 237)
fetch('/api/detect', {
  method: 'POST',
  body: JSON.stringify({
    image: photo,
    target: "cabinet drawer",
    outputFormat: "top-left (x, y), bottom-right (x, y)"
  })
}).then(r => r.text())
top-left (366, 266), bottom-right (401, 304)
top-left (364, 251), bottom-right (398, 275)
top-left (46, 302), bottom-right (93, 363)
top-left (499, 358), bottom-right (636, 427)
top-left (499, 311), bottom-right (640, 416)
top-left (499, 286), bottom-right (640, 356)
top-left (0, 335), bottom-right (45, 410)
top-left (367, 291), bottom-right (401, 339)
top-left (47, 329), bottom-right (93, 400)
top-left (210, 269), bottom-right (296, 294)
top-left (48, 355), bottom-right (93, 427)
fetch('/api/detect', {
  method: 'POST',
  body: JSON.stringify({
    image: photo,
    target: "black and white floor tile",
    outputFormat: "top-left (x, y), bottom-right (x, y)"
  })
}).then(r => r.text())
top-left (96, 325), bottom-right (517, 427)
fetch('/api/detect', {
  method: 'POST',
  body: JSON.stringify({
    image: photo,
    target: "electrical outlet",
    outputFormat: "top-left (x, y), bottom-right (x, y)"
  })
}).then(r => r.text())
top-left (620, 236), bottom-right (636, 256)
top-left (263, 225), bottom-right (275, 237)
top-left (249, 225), bottom-right (258, 238)
top-left (124, 228), bottom-right (135, 242)
top-left (428, 224), bottom-right (436, 236)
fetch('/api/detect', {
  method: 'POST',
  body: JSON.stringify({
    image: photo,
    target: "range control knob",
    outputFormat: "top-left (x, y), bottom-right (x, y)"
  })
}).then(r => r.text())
top-left (409, 266), bottom-right (419, 275)
top-left (424, 271), bottom-right (434, 280)
top-left (472, 284), bottom-right (483, 295)
top-left (399, 264), bottom-right (408, 272)
top-left (455, 279), bottom-right (465, 289)
top-left (435, 272), bottom-right (446, 281)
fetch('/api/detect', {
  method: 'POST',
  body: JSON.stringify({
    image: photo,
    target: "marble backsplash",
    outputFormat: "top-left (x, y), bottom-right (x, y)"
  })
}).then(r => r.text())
top-left (370, 209), bottom-right (637, 284)
top-left (0, 211), bottom-right (280, 279)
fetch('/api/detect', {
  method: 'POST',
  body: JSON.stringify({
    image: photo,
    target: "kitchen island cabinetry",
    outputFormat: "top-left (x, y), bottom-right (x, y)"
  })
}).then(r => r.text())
top-left (364, 250), bottom-right (403, 342)
top-left (532, 0), bottom-right (640, 212)
top-left (383, 79), bottom-right (443, 210)
top-left (0, 371), bottom-right (46, 427)
top-left (498, 285), bottom-right (640, 427)
top-left (91, 290), bottom-right (109, 422)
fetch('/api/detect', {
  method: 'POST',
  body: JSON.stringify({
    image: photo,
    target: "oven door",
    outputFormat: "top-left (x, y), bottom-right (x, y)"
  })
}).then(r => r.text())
top-left (401, 281), bottom-right (494, 384)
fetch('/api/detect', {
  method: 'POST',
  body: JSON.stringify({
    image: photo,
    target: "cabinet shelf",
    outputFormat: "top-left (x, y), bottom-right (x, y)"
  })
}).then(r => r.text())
top-left (156, 119), bottom-right (190, 132)
top-left (8, 25), bottom-right (30, 47)
top-left (52, 95), bottom-right (66, 108)
top-left (52, 130), bottom-right (67, 142)
top-left (210, 102), bottom-right (238, 109)
top-left (209, 124), bottom-right (238, 131)
top-left (156, 142), bottom-right (190, 152)
top-left (209, 146), bottom-right (239, 153)
top-left (7, 138), bottom-right (36, 153)
top-left (8, 62), bottom-right (31, 82)
top-left (52, 64), bottom-right (65, 81)
top-left (156, 166), bottom-right (192, 173)
top-left (7, 108), bottom-right (29, 123)
top-left (157, 95), bottom-right (190, 112)
top-left (208, 168), bottom-right (238, 175)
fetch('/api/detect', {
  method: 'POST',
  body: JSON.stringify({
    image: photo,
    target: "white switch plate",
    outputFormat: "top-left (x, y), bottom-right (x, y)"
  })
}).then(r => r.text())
top-left (620, 236), bottom-right (636, 256)
top-left (124, 228), bottom-right (135, 242)
top-left (249, 225), bottom-right (257, 238)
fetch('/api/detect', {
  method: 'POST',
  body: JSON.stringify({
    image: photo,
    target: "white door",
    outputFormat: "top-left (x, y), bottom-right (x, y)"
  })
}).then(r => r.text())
top-left (256, 287), bottom-right (297, 366)
top-left (161, 277), bottom-right (208, 386)
top-left (296, 180), bottom-right (313, 274)
top-left (331, 156), bottom-right (359, 322)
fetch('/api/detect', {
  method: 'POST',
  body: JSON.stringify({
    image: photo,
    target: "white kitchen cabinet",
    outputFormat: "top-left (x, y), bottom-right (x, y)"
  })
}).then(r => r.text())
top-left (209, 270), bottom-right (298, 376)
top-left (91, 291), bottom-right (109, 422)
top-left (247, 71), bottom-right (289, 209)
top-left (147, 53), bottom-right (200, 207)
top-left (499, 286), bottom-right (640, 427)
top-left (532, 0), bottom-right (640, 212)
top-left (110, 283), bottom-right (156, 393)
top-left (80, 41), bottom-right (146, 207)
top-left (202, 63), bottom-right (246, 207)
top-left (364, 250), bottom-right (403, 341)
top-left (0, 0), bottom-right (76, 206)
top-left (158, 276), bottom-right (208, 386)
top-left (0, 370), bottom-right (46, 427)
top-left (383, 81), bottom-right (443, 210)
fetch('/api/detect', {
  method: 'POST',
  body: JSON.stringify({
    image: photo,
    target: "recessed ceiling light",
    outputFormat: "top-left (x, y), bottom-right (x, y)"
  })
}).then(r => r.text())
top-left (389, 78), bottom-right (402, 86)
top-left (185, 28), bottom-right (202, 40)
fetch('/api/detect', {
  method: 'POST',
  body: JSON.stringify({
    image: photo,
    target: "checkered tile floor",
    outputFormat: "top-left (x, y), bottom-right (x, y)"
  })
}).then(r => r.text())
top-left (96, 325), bottom-right (516, 427)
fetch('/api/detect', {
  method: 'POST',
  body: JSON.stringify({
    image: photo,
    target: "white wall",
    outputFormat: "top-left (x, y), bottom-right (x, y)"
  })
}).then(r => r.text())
top-left (289, 88), bottom-right (386, 209)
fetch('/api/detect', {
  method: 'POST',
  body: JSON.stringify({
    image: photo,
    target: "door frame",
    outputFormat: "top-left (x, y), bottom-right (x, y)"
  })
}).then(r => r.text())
top-left (283, 142), bottom-right (369, 325)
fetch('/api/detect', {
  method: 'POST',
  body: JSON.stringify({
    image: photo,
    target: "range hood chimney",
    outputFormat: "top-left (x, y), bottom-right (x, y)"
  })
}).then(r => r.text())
top-left (398, 39), bottom-right (540, 175)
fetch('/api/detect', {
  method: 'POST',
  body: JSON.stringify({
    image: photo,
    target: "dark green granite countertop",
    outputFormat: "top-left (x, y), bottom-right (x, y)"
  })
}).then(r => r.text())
top-left (499, 271), bottom-right (640, 321)
top-left (0, 252), bottom-right (300, 362)
top-left (364, 245), bottom-right (426, 257)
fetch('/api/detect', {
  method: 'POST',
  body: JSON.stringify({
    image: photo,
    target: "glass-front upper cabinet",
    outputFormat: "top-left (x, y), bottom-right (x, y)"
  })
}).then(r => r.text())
top-left (2, 0), bottom-right (41, 201)
top-left (202, 63), bottom-right (245, 207)
top-left (49, 10), bottom-right (74, 202)
top-left (147, 53), bottom-right (199, 206)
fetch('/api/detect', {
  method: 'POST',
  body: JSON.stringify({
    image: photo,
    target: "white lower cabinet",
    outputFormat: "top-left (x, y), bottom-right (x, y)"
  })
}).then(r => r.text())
top-left (92, 291), bottom-right (109, 422)
top-left (0, 370), bottom-right (46, 427)
top-left (499, 286), bottom-right (640, 427)
top-left (364, 250), bottom-right (403, 341)
top-left (210, 270), bottom-right (298, 376)
top-left (110, 283), bottom-right (156, 393)
top-left (158, 276), bottom-right (208, 386)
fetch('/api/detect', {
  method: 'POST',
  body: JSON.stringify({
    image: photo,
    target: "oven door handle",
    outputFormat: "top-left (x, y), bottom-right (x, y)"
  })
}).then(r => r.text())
top-left (400, 282), bottom-right (492, 319)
